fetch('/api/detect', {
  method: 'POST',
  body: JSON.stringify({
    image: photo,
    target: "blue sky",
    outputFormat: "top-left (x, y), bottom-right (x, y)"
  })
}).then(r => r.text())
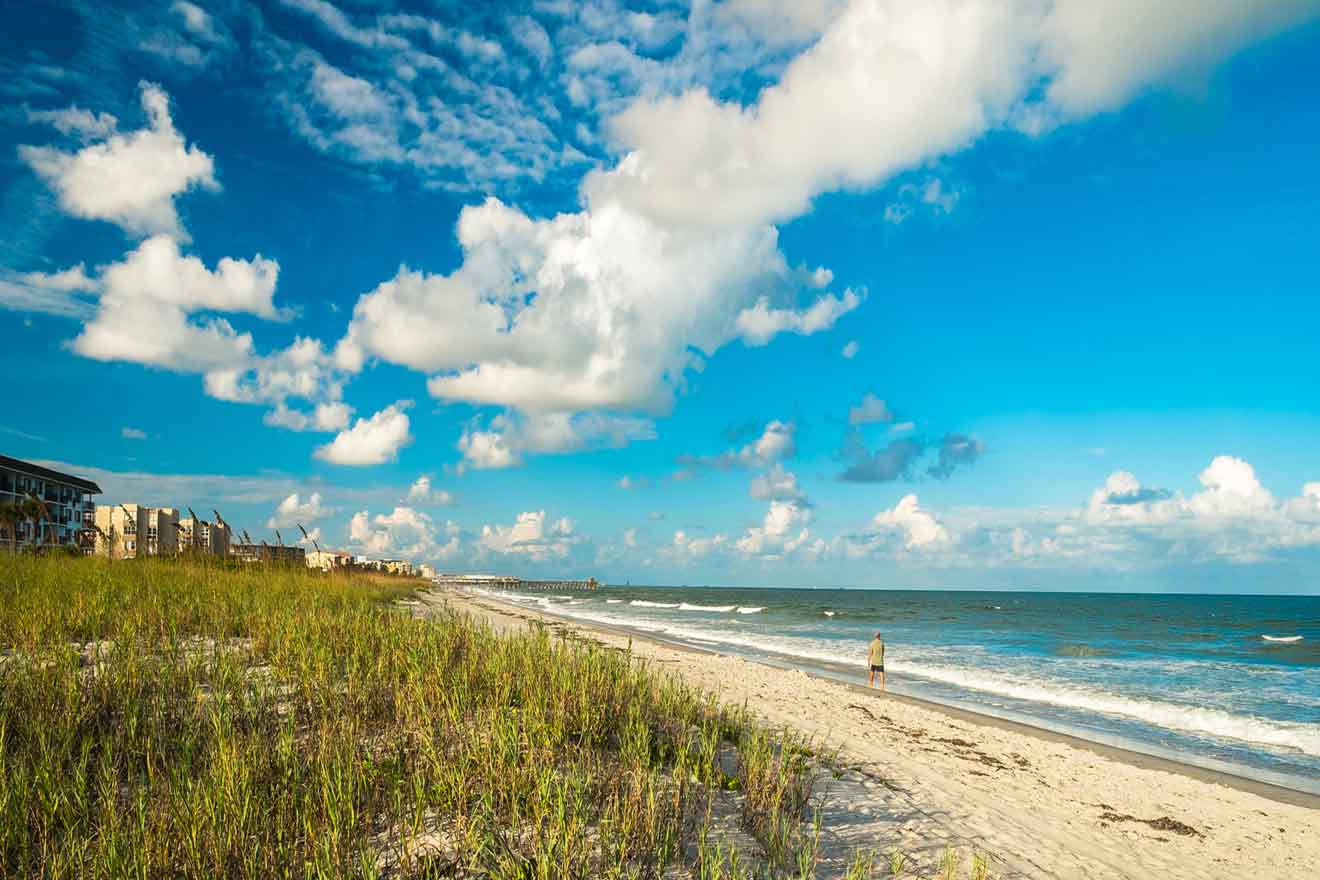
top-left (2, 0), bottom-right (1319, 591)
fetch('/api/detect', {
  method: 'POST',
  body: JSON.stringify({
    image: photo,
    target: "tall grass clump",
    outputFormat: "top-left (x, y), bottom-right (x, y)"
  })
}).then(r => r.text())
top-left (0, 554), bottom-right (834, 878)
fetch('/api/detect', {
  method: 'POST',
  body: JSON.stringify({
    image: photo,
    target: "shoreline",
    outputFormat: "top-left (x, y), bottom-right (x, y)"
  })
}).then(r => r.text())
top-left (421, 586), bottom-right (1320, 879)
top-left (457, 589), bottom-right (1320, 809)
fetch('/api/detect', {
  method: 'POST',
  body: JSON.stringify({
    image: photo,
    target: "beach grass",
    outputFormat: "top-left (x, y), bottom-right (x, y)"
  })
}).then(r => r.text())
top-left (0, 553), bottom-right (857, 878)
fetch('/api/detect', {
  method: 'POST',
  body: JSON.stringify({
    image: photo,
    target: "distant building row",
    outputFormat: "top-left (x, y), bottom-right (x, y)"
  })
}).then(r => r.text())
top-left (305, 550), bottom-right (417, 577)
top-left (3, 454), bottom-right (424, 577)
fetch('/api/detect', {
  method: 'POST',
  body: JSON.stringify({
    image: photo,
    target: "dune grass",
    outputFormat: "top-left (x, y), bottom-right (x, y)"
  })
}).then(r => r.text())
top-left (0, 553), bottom-right (851, 878)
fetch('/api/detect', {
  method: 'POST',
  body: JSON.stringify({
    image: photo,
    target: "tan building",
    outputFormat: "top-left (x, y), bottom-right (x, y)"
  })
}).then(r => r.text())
top-left (178, 518), bottom-right (230, 557)
top-left (93, 504), bottom-right (178, 559)
top-left (306, 549), bottom-right (352, 571)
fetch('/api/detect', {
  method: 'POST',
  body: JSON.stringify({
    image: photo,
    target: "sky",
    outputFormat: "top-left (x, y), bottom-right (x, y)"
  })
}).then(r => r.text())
top-left (2, 0), bottom-right (1319, 592)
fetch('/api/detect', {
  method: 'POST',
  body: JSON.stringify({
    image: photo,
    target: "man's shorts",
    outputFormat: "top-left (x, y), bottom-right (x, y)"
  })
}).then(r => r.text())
top-left (870, 664), bottom-right (884, 673)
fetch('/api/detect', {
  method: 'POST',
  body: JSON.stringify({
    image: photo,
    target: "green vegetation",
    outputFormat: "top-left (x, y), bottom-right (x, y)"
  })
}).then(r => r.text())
top-left (0, 554), bottom-right (994, 878)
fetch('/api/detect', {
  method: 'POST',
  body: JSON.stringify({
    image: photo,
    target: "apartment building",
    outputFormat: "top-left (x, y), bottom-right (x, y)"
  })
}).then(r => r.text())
top-left (93, 504), bottom-right (179, 559)
top-left (0, 454), bottom-right (101, 550)
top-left (306, 549), bottom-right (352, 571)
top-left (178, 517), bottom-right (231, 557)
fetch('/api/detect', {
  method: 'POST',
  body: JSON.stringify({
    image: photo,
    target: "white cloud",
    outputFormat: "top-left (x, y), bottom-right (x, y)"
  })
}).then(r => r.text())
top-left (0, 264), bottom-right (98, 318)
top-left (1187, 455), bottom-right (1276, 518)
top-left (1033, 0), bottom-right (1320, 122)
top-left (349, 505), bottom-right (445, 560)
top-left (884, 177), bottom-right (962, 224)
top-left (341, 198), bottom-right (849, 416)
top-left (70, 235), bottom-right (281, 374)
top-left (456, 410), bottom-right (655, 470)
top-left (669, 530), bottom-right (729, 560)
top-left (848, 392), bottom-right (893, 426)
top-left (27, 106), bottom-right (118, 141)
top-left (407, 476), bottom-right (454, 506)
top-left (841, 340), bottom-right (859, 359)
top-left (267, 491), bottom-right (330, 528)
top-left (749, 464), bottom-right (808, 503)
top-left (871, 494), bottom-right (951, 551)
top-left (207, 337), bottom-right (351, 431)
top-left (326, 0), bottom-right (1320, 464)
top-left (262, 401), bottom-right (354, 433)
top-left (20, 82), bottom-right (217, 239)
top-left (314, 401), bottom-right (414, 466)
top-left (735, 288), bottom-right (863, 346)
top-left (479, 510), bottom-right (581, 562)
top-left (509, 15), bottom-right (553, 66)
top-left (121, 426), bottom-right (147, 440)
top-left (682, 420), bottom-right (797, 475)
top-left (736, 498), bottom-right (813, 558)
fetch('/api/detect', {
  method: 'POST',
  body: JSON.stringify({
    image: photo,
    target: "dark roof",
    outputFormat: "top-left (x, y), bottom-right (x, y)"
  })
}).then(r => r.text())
top-left (0, 454), bottom-right (102, 494)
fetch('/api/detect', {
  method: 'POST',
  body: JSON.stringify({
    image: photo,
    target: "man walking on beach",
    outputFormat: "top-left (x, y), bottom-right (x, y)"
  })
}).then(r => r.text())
top-left (868, 632), bottom-right (885, 690)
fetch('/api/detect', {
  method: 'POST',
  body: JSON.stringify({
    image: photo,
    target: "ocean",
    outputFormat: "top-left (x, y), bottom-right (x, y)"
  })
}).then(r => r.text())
top-left (483, 585), bottom-right (1320, 795)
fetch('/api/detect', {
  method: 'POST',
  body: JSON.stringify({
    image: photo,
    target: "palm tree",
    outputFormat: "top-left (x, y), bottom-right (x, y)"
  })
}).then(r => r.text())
top-left (0, 502), bottom-right (21, 553)
top-left (24, 495), bottom-right (54, 549)
top-left (20, 497), bottom-right (45, 549)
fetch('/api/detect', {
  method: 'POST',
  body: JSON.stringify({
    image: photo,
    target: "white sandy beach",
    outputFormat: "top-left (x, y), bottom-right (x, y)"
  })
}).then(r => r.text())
top-left (420, 588), bottom-right (1318, 880)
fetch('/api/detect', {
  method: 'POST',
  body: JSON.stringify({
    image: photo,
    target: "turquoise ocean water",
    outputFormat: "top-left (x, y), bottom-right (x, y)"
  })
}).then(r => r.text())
top-left (482, 585), bottom-right (1320, 794)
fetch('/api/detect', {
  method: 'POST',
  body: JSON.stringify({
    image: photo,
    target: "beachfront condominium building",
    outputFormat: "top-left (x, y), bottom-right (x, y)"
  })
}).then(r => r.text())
top-left (92, 505), bottom-right (179, 559)
top-left (306, 549), bottom-right (352, 571)
top-left (0, 454), bottom-right (101, 551)
top-left (178, 517), bottom-right (231, 557)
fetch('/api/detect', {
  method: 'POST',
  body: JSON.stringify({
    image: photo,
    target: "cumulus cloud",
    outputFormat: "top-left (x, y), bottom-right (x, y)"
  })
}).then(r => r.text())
top-left (870, 494), bottom-right (952, 551)
top-left (736, 498), bottom-right (814, 559)
top-left (314, 401), bottom-right (414, 466)
top-left (71, 235), bottom-right (282, 374)
top-left (479, 510), bottom-right (581, 562)
top-left (848, 393), bottom-right (893, 426)
top-left (20, 82), bottom-right (217, 239)
top-left (680, 420), bottom-right (797, 474)
top-left (320, 0), bottom-right (1318, 465)
top-left (349, 505), bottom-right (451, 560)
top-left (749, 464), bottom-right (809, 503)
top-left (456, 410), bottom-right (655, 471)
top-left (121, 426), bottom-right (147, 440)
top-left (839, 428), bottom-right (984, 483)
top-left (267, 492), bottom-right (330, 528)
top-left (841, 340), bottom-right (859, 359)
top-left (407, 475), bottom-right (454, 506)
top-left (340, 200), bottom-right (853, 416)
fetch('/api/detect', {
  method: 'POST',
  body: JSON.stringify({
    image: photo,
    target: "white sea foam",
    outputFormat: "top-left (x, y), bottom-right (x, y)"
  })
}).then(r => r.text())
top-left (823, 611), bottom-right (836, 617)
top-left (1262, 635), bottom-right (1303, 643)
top-left (678, 602), bottom-right (737, 612)
top-left (737, 606), bottom-right (765, 614)
top-left (629, 600), bottom-right (680, 608)
top-left (888, 660), bottom-right (1320, 758)
top-left (538, 600), bottom-right (1320, 759)
top-left (605, 599), bottom-right (623, 604)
